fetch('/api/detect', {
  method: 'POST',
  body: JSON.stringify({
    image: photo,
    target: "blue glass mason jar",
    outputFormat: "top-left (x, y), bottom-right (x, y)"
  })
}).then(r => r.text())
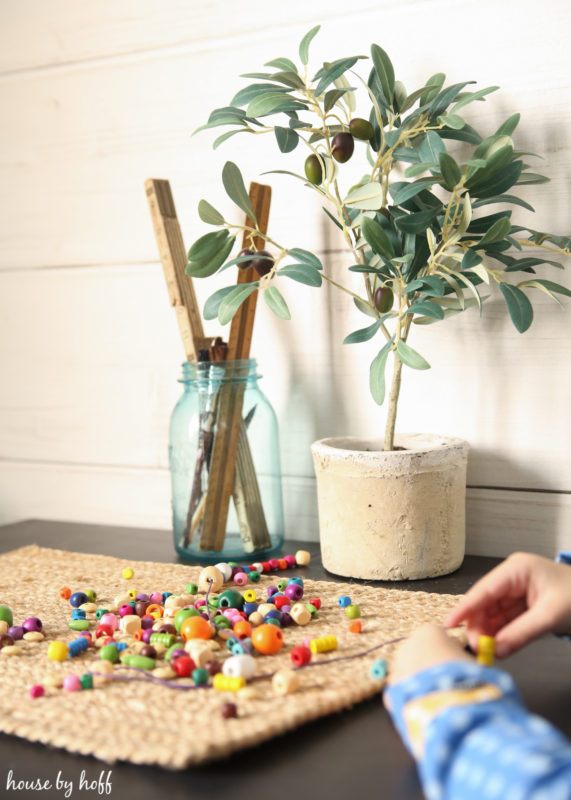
top-left (169, 358), bottom-right (284, 562)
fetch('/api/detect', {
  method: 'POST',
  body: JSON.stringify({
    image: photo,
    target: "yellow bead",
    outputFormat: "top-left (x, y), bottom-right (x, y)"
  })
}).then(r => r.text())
top-left (477, 635), bottom-right (495, 666)
top-left (213, 673), bottom-right (246, 692)
top-left (47, 641), bottom-right (69, 661)
top-left (122, 568), bottom-right (134, 580)
top-left (243, 590), bottom-right (257, 603)
top-left (272, 669), bottom-right (300, 695)
top-left (127, 589), bottom-right (137, 601)
top-left (309, 635), bottom-right (338, 654)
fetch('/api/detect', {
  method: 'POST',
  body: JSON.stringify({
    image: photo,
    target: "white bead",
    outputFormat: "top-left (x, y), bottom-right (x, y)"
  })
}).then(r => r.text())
top-left (214, 562), bottom-right (233, 582)
top-left (198, 566), bottom-right (225, 593)
top-left (295, 550), bottom-right (311, 566)
top-left (164, 595), bottom-right (186, 611)
top-left (0, 621), bottom-right (8, 636)
top-left (120, 615), bottom-right (141, 634)
top-left (272, 669), bottom-right (300, 695)
top-left (252, 562), bottom-right (264, 573)
top-left (257, 603), bottom-right (277, 617)
top-left (222, 654), bottom-right (257, 680)
top-left (290, 603), bottom-right (311, 625)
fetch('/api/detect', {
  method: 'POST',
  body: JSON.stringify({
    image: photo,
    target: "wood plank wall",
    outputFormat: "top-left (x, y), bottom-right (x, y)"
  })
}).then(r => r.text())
top-left (0, 1), bottom-right (570, 557)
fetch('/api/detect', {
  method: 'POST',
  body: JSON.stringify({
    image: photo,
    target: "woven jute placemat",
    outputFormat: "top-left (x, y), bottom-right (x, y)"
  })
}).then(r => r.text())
top-left (0, 545), bottom-right (463, 769)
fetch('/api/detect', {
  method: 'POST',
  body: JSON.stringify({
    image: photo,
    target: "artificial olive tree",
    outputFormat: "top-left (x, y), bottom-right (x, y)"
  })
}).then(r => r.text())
top-left (186, 25), bottom-right (570, 451)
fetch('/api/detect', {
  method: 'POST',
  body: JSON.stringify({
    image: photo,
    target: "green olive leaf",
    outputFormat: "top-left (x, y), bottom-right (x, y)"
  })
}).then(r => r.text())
top-left (264, 286), bottom-right (291, 319)
top-left (299, 25), bottom-right (320, 66)
top-left (218, 283), bottom-right (258, 325)
top-left (222, 161), bottom-right (257, 225)
top-left (396, 340), bottom-right (431, 370)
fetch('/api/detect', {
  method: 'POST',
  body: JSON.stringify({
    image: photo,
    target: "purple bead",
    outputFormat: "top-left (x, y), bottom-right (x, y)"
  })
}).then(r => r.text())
top-left (281, 612), bottom-right (293, 627)
top-left (267, 586), bottom-right (278, 599)
top-left (169, 648), bottom-right (186, 662)
top-left (282, 604), bottom-right (291, 613)
top-left (135, 593), bottom-right (150, 603)
top-left (8, 626), bottom-right (24, 640)
top-left (285, 583), bottom-right (304, 601)
top-left (200, 612), bottom-right (210, 620)
top-left (22, 617), bottom-right (43, 633)
top-left (141, 617), bottom-right (154, 630)
top-left (141, 629), bottom-right (153, 643)
top-left (231, 566), bottom-right (243, 579)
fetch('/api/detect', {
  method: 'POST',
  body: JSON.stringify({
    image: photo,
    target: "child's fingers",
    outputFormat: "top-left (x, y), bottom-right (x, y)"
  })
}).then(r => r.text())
top-left (445, 560), bottom-right (526, 628)
top-left (494, 603), bottom-right (552, 656)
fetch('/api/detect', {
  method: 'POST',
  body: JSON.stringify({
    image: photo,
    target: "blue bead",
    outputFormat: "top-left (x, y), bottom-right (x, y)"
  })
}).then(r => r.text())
top-left (69, 592), bottom-right (88, 608)
top-left (243, 602), bottom-right (258, 616)
top-left (116, 642), bottom-right (128, 652)
top-left (68, 637), bottom-right (89, 657)
top-left (370, 658), bottom-right (388, 680)
top-left (162, 592), bottom-right (172, 601)
top-left (240, 566), bottom-right (251, 574)
top-left (264, 609), bottom-right (282, 622)
top-left (338, 595), bottom-right (351, 607)
top-left (72, 609), bottom-right (86, 620)
top-left (288, 577), bottom-right (304, 587)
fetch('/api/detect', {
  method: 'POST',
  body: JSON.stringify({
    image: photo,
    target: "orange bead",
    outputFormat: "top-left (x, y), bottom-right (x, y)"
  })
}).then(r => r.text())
top-left (349, 620), bottom-right (362, 633)
top-left (59, 587), bottom-right (71, 600)
top-left (233, 620), bottom-right (252, 640)
top-left (133, 629), bottom-right (144, 641)
top-left (278, 558), bottom-right (288, 570)
top-left (146, 603), bottom-right (164, 619)
top-left (251, 623), bottom-right (284, 655)
top-left (180, 615), bottom-right (212, 642)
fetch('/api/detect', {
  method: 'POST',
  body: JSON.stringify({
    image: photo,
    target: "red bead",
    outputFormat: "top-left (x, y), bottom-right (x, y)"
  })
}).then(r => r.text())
top-left (221, 702), bottom-right (238, 719)
top-left (172, 656), bottom-right (196, 677)
top-left (273, 596), bottom-right (290, 610)
top-left (261, 561), bottom-right (271, 573)
top-left (30, 685), bottom-right (45, 698)
top-left (290, 645), bottom-right (311, 667)
top-left (309, 598), bottom-right (322, 610)
top-left (95, 624), bottom-right (113, 639)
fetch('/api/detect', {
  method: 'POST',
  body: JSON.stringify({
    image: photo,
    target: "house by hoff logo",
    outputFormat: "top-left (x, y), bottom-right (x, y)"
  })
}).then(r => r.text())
top-left (5, 769), bottom-right (113, 797)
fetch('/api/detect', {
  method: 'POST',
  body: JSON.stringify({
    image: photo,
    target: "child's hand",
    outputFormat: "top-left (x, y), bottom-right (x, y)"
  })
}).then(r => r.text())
top-left (445, 552), bottom-right (571, 657)
top-left (387, 624), bottom-right (472, 688)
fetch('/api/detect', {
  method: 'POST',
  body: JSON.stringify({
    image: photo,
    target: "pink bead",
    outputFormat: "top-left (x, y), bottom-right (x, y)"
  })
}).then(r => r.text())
top-left (268, 559), bottom-right (280, 570)
top-left (284, 555), bottom-right (296, 568)
top-left (149, 592), bottom-right (163, 604)
top-left (118, 604), bottom-right (133, 617)
top-left (100, 613), bottom-right (118, 631)
top-left (195, 600), bottom-right (206, 608)
top-left (63, 674), bottom-right (82, 692)
top-left (233, 572), bottom-right (248, 586)
top-left (30, 685), bottom-right (45, 698)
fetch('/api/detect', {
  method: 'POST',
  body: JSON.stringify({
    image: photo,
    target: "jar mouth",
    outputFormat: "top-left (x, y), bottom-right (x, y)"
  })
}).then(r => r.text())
top-left (178, 358), bottom-right (261, 384)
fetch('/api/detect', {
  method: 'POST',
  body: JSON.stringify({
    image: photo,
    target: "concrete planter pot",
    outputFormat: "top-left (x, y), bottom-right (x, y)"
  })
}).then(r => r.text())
top-left (310, 433), bottom-right (469, 581)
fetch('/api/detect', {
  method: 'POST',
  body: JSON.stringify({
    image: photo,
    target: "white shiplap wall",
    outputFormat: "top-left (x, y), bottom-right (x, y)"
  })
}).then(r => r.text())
top-left (0, 0), bottom-right (570, 557)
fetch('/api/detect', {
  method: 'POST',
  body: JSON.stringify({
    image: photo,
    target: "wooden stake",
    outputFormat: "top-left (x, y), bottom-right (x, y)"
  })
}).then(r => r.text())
top-left (199, 183), bottom-right (272, 551)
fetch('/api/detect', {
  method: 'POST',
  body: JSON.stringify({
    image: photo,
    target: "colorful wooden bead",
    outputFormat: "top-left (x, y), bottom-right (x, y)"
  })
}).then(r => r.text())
top-left (192, 667), bottom-right (209, 685)
top-left (309, 598), bottom-right (321, 610)
top-left (172, 656), bottom-right (196, 677)
top-left (68, 620), bottom-right (90, 631)
top-left (248, 611), bottom-right (264, 627)
top-left (370, 658), bottom-right (388, 679)
top-left (30, 685), bottom-right (45, 698)
top-left (278, 558), bottom-right (288, 570)
top-left (290, 645), bottom-right (311, 667)
top-left (304, 603), bottom-right (317, 618)
top-left (276, 580), bottom-right (288, 592)
top-left (185, 583), bottom-right (199, 596)
top-left (174, 607), bottom-right (199, 633)
top-left (23, 631), bottom-right (45, 642)
top-left (68, 637), bottom-right (89, 657)
top-left (248, 571), bottom-right (261, 583)
top-left (0, 605), bottom-right (14, 626)
top-left (204, 658), bottom-right (222, 676)
top-left (243, 590), bottom-right (257, 603)
top-left (222, 654), bottom-right (256, 680)
top-left (72, 609), bottom-right (86, 620)
top-left (69, 592), bottom-right (88, 608)
top-left (284, 555), bottom-right (296, 568)
top-left (99, 613), bottom-right (119, 631)
top-left (268, 558), bottom-right (280, 570)
top-left (349, 620), bottom-right (362, 633)
top-left (122, 568), bottom-right (134, 579)
top-left (221, 701), bottom-right (238, 718)
top-left (150, 632), bottom-right (176, 648)
top-left (345, 604), bottom-right (361, 619)
top-left (289, 604), bottom-right (311, 626)
top-left (272, 669), bottom-right (300, 695)
top-left (146, 603), bottom-right (164, 619)
top-left (80, 673), bottom-right (93, 690)
top-left (59, 587), bottom-right (71, 600)
top-left (338, 595), bottom-right (351, 607)
top-left (233, 620), bottom-right (252, 640)
top-left (217, 590), bottom-right (245, 611)
top-left (309, 635), bottom-right (338, 654)
top-left (22, 617), bottom-right (43, 633)
top-left (213, 674), bottom-right (246, 692)
top-left (122, 654), bottom-right (156, 671)
top-left (273, 595), bottom-right (290, 611)
top-left (63, 674), bottom-right (82, 692)
top-left (180, 616), bottom-right (212, 642)
top-left (295, 550), bottom-right (311, 566)
top-left (285, 583), bottom-right (304, 602)
top-left (233, 572), bottom-right (248, 587)
top-left (85, 590), bottom-right (97, 602)
top-left (257, 603), bottom-right (277, 617)
top-left (477, 635), bottom-right (495, 666)
top-left (47, 641), bottom-right (69, 661)
top-left (0, 621), bottom-right (8, 636)
top-left (251, 623), bottom-right (284, 655)
top-left (198, 566), bottom-right (225, 593)
top-left (99, 644), bottom-right (120, 663)
top-left (120, 615), bottom-right (142, 635)
top-left (8, 626), bottom-right (24, 640)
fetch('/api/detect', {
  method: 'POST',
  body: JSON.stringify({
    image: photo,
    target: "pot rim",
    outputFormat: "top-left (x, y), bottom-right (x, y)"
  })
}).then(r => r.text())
top-left (311, 433), bottom-right (469, 470)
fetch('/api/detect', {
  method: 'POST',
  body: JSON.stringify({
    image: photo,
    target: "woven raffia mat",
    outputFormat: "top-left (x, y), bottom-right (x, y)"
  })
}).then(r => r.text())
top-left (0, 545), bottom-right (464, 769)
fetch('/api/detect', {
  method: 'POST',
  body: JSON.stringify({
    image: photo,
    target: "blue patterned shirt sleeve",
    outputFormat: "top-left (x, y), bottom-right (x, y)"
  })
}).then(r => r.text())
top-left (386, 660), bottom-right (571, 800)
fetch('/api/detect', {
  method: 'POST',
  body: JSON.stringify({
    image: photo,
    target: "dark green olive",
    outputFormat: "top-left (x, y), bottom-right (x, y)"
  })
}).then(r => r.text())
top-left (331, 132), bottom-right (355, 163)
top-left (349, 118), bottom-right (374, 141)
top-left (237, 248), bottom-right (255, 269)
top-left (374, 286), bottom-right (394, 313)
top-left (251, 249), bottom-right (274, 277)
top-left (304, 154), bottom-right (323, 185)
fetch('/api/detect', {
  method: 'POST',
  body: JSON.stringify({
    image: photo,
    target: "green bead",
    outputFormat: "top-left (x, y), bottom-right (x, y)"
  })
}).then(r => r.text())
top-left (305, 603), bottom-right (317, 617)
top-left (217, 589), bottom-right (244, 610)
top-left (95, 608), bottom-right (109, 620)
top-left (213, 615), bottom-right (231, 629)
top-left (249, 570), bottom-right (260, 583)
top-left (346, 604), bottom-right (361, 619)
top-left (175, 607), bottom-right (199, 633)
top-left (192, 668), bottom-right (209, 685)
top-left (228, 562), bottom-right (239, 568)
top-left (0, 605), bottom-right (13, 626)
top-left (80, 674), bottom-right (93, 690)
top-left (85, 589), bottom-right (97, 602)
top-left (100, 644), bottom-right (119, 663)
top-left (265, 617), bottom-right (282, 628)
top-left (207, 595), bottom-right (219, 609)
top-left (276, 580), bottom-right (287, 591)
top-left (150, 632), bottom-right (175, 648)
top-left (122, 654), bottom-right (155, 670)
top-left (185, 583), bottom-right (198, 595)
top-left (69, 619), bottom-right (90, 631)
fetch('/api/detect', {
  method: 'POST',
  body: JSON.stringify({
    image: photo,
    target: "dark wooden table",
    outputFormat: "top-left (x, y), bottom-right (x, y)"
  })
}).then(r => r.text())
top-left (1, 520), bottom-right (569, 800)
